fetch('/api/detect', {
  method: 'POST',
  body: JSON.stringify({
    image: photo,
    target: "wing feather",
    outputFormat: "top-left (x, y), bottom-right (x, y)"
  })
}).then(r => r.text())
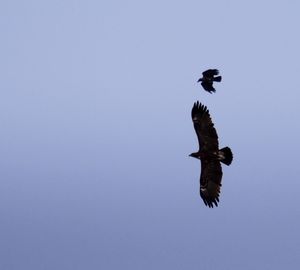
top-left (202, 69), bottom-right (219, 77)
top-left (201, 82), bottom-right (215, 93)
top-left (200, 159), bottom-right (222, 208)
top-left (191, 101), bottom-right (219, 152)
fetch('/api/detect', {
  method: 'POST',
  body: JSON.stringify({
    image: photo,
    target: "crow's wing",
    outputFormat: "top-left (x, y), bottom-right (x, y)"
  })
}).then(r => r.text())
top-left (201, 82), bottom-right (216, 93)
top-left (202, 69), bottom-right (219, 77)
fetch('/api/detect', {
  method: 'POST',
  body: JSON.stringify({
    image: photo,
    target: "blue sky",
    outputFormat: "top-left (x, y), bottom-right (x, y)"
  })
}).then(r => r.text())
top-left (1, 1), bottom-right (300, 269)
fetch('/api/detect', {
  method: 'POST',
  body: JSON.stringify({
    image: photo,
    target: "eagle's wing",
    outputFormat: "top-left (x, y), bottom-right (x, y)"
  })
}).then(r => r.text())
top-left (201, 82), bottom-right (216, 93)
top-left (202, 69), bottom-right (219, 77)
top-left (191, 101), bottom-right (219, 152)
top-left (200, 159), bottom-right (223, 208)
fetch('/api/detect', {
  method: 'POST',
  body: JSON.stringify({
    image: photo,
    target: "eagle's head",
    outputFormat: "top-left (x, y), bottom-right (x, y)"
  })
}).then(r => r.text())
top-left (189, 152), bottom-right (200, 159)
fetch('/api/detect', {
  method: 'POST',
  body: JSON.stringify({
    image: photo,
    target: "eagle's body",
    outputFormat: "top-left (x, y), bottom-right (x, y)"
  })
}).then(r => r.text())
top-left (190, 101), bottom-right (233, 208)
top-left (197, 69), bottom-right (222, 93)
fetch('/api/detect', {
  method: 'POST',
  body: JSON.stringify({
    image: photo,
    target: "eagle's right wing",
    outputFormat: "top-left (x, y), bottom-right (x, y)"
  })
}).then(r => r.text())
top-left (200, 159), bottom-right (223, 208)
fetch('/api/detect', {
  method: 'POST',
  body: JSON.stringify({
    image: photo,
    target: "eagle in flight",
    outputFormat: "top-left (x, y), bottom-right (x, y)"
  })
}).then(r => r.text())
top-left (189, 101), bottom-right (233, 208)
top-left (197, 69), bottom-right (222, 93)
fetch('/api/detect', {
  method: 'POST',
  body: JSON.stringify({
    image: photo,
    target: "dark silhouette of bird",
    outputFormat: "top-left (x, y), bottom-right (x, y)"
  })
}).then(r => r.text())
top-left (197, 69), bottom-right (222, 93)
top-left (189, 101), bottom-right (233, 208)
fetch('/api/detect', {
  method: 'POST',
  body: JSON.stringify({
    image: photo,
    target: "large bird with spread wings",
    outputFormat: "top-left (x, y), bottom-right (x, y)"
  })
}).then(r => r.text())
top-left (189, 101), bottom-right (233, 208)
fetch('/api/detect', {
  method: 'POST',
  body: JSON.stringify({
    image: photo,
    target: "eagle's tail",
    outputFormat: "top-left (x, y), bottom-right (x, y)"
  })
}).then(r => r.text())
top-left (213, 76), bottom-right (222, 82)
top-left (219, 147), bottom-right (233, 166)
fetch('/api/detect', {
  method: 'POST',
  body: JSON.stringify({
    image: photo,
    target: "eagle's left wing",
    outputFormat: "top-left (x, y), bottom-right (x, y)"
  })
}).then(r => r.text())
top-left (191, 101), bottom-right (219, 152)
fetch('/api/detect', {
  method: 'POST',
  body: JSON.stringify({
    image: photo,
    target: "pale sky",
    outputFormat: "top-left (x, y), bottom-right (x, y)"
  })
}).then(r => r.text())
top-left (1, 1), bottom-right (300, 269)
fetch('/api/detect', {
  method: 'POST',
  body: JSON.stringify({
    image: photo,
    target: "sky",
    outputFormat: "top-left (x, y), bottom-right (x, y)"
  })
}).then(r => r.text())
top-left (1, 0), bottom-right (300, 269)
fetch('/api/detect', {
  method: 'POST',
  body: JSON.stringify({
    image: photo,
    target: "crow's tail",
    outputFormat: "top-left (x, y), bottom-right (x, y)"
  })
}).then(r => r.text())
top-left (213, 76), bottom-right (222, 82)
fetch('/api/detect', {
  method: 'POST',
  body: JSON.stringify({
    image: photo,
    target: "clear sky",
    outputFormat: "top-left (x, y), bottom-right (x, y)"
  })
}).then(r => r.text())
top-left (1, 1), bottom-right (300, 269)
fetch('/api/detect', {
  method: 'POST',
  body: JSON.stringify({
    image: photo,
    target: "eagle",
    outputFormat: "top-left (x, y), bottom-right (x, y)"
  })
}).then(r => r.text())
top-left (189, 101), bottom-right (233, 208)
top-left (197, 69), bottom-right (222, 93)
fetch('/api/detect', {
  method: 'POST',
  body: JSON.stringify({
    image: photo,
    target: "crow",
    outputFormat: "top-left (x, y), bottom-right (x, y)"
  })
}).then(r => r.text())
top-left (197, 69), bottom-right (222, 93)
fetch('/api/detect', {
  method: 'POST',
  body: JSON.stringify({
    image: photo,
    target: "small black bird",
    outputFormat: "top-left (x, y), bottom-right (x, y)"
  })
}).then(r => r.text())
top-left (197, 69), bottom-right (222, 93)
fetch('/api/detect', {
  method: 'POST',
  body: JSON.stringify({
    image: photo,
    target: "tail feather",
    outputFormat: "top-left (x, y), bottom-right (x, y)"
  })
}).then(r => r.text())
top-left (219, 147), bottom-right (233, 166)
top-left (213, 76), bottom-right (222, 82)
